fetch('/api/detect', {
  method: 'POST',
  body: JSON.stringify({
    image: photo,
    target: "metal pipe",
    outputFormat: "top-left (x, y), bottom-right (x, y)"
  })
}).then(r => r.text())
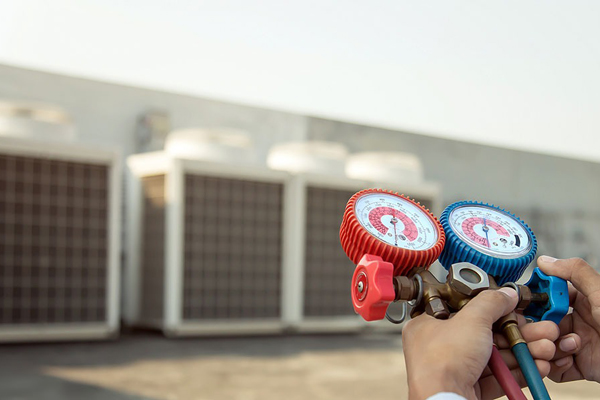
top-left (530, 292), bottom-right (549, 303)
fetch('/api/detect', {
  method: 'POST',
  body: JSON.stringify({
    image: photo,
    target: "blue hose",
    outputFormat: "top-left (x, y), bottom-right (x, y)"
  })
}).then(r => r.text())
top-left (512, 342), bottom-right (551, 400)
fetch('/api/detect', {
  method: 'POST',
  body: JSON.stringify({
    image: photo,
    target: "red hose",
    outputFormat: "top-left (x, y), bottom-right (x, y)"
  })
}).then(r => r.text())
top-left (488, 346), bottom-right (526, 400)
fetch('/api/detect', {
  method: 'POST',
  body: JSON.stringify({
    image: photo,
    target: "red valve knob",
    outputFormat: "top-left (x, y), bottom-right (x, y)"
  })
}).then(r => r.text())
top-left (351, 254), bottom-right (396, 321)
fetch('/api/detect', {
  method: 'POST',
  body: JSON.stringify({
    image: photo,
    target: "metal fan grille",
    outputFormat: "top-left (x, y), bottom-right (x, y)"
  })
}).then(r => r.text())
top-left (303, 187), bottom-right (357, 317)
top-left (0, 154), bottom-right (109, 324)
top-left (182, 174), bottom-right (283, 320)
top-left (139, 175), bottom-right (166, 322)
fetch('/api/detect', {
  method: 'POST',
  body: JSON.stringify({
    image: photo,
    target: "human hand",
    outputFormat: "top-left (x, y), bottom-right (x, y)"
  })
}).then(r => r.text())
top-left (402, 288), bottom-right (558, 400)
top-left (537, 256), bottom-right (600, 383)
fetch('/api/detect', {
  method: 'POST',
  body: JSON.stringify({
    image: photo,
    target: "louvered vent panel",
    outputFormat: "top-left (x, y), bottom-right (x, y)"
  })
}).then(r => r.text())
top-left (139, 175), bottom-right (166, 322)
top-left (0, 154), bottom-right (108, 324)
top-left (303, 187), bottom-right (357, 317)
top-left (182, 174), bottom-right (283, 320)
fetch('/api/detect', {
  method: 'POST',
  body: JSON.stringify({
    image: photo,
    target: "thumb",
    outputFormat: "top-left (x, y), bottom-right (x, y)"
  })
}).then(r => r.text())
top-left (457, 288), bottom-right (519, 326)
top-left (537, 256), bottom-right (600, 299)
top-left (538, 256), bottom-right (600, 322)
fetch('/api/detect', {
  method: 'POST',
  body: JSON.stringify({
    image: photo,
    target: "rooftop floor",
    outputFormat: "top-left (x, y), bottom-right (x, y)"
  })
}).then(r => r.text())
top-left (1, 332), bottom-right (596, 399)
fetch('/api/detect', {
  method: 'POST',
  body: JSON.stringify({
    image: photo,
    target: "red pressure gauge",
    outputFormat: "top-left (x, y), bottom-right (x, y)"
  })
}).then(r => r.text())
top-left (340, 189), bottom-right (445, 320)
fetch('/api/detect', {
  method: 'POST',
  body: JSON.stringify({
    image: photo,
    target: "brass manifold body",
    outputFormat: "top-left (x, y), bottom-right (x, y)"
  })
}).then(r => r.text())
top-left (393, 262), bottom-right (548, 327)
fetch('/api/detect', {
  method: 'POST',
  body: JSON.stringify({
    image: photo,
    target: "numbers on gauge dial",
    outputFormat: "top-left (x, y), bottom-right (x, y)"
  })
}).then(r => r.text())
top-left (354, 193), bottom-right (438, 250)
top-left (449, 205), bottom-right (531, 257)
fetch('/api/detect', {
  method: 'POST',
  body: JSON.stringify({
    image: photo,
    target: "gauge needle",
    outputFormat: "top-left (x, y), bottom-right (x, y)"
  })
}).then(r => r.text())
top-left (392, 212), bottom-right (398, 246)
top-left (483, 218), bottom-right (491, 248)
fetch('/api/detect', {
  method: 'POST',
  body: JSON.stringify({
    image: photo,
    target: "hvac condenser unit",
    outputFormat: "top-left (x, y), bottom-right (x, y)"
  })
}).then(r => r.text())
top-left (0, 137), bottom-right (121, 342)
top-left (125, 152), bottom-right (291, 336)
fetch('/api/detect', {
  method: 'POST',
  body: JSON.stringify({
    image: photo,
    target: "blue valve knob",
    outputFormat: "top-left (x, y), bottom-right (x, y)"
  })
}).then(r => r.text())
top-left (523, 268), bottom-right (569, 325)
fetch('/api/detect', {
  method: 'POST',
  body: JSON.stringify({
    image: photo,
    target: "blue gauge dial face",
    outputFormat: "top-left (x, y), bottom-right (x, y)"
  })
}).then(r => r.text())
top-left (449, 205), bottom-right (532, 258)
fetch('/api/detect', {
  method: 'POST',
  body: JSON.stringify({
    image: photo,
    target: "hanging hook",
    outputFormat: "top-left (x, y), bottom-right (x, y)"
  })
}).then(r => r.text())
top-left (385, 302), bottom-right (407, 324)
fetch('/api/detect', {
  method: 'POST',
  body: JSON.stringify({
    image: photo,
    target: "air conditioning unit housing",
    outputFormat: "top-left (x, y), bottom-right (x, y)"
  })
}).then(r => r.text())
top-left (0, 136), bottom-right (121, 342)
top-left (125, 152), bottom-right (291, 336)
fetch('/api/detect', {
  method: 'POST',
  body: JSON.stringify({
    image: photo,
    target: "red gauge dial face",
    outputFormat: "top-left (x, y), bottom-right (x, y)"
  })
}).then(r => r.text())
top-left (354, 192), bottom-right (438, 250)
top-left (449, 205), bottom-right (532, 257)
top-left (368, 207), bottom-right (419, 241)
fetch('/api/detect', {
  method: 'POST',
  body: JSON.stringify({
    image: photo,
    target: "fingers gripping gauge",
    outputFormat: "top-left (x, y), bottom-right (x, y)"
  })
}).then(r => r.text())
top-left (439, 201), bottom-right (537, 284)
top-left (340, 189), bottom-right (445, 320)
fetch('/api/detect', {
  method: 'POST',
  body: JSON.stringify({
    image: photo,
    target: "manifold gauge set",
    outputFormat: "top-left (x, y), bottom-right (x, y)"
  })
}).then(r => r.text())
top-left (339, 188), bottom-right (569, 400)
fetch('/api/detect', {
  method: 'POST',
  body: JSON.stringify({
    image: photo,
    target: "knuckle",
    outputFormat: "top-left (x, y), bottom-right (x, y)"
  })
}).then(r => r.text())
top-left (403, 318), bottom-right (417, 335)
top-left (568, 258), bottom-right (590, 281)
top-left (480, 289), bottom-right (501, 301)
top-left (589, 291), bottom-right (600, 307)
top-left (522, 320), bottom-right (560, 342)
top-left (535, 339), bottom-right (556, 358)
top-left (571, 257), bottom-right (589, 269)
top-left (468, 290), bottom-right (500, 311)
top-left (540, 321), bottom-right (561, 341)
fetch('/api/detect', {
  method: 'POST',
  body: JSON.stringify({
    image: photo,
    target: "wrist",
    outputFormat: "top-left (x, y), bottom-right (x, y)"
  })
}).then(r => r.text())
top-left (408, 366), bottom-right (470, 400)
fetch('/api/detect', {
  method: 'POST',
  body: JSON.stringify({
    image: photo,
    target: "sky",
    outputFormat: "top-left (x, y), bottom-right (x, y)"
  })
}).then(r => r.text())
top-left (1, 1), bottom-right (599, 161)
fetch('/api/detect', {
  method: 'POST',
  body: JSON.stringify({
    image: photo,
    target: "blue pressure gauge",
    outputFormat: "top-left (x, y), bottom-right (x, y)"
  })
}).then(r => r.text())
top-left (439, 201), bottom-right (537, 284)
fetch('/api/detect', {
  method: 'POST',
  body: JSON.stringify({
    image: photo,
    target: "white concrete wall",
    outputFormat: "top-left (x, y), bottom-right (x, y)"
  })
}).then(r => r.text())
top-left (1, 63), bottom-right (598, 266)
top-left (0, 64), bottom-right (308, 161)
